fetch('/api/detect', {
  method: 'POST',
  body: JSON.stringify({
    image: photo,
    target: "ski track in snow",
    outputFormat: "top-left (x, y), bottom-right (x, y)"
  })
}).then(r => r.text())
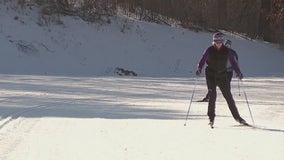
top-left (0, 75), bottom-right (283, 160)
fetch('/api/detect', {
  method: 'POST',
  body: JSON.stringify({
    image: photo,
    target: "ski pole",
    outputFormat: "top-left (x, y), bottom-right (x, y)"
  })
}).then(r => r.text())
top-left (238, 79), bottom-right (241, 96)
top-left (184, 77), bottom-right (198, 126)
top-left (241, 81), bottom-right (255, 125)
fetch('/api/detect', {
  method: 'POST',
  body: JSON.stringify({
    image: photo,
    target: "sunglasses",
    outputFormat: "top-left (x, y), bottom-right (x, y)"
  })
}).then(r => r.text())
top-left (214, 40), bottom-right (223, 44)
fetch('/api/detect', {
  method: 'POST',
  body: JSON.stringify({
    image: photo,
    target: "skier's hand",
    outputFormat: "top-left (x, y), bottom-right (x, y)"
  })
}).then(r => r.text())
top-left (196, 68), bottom-right (201, 76)
top-left (237, 73), bottom-right (243, 80)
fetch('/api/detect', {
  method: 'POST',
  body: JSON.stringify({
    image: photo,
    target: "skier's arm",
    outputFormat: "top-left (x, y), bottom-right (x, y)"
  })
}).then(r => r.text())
top-left (234, 51), bottom-right (239, 61)
top-left (228, 51), bottom-right (241, 75)
top-left (197, 48), bottom-right (209, 71)
top-left (230, 49), bottom-right (239, 62)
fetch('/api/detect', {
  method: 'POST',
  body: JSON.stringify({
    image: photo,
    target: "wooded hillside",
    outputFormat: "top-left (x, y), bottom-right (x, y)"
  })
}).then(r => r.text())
top-left (15, 0), bottom-right (284, 45)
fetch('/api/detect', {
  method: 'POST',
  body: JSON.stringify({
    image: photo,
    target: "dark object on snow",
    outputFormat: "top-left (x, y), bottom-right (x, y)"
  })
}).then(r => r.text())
top-left (114, 67), bottom-right (137, 76)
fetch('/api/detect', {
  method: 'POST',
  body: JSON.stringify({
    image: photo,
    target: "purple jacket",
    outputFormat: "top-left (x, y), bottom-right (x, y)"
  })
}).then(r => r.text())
top-left (197, 45), bottom-right (241, 75)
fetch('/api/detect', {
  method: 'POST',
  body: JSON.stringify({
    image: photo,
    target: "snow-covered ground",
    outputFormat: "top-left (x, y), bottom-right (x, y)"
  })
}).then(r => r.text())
top-left (0, 75), bottom-right (283, 160)
top-left (0, 1), bottom-right (283, 160)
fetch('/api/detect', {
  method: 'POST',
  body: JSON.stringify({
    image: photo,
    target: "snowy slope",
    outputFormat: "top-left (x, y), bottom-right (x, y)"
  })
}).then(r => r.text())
top-left (0, 2), bottom-right (284, 160)
top-left (1, 2), bottom-right (284, 77)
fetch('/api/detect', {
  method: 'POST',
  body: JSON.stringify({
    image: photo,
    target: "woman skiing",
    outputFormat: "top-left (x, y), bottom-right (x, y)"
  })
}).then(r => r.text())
top-left (196, 32), bottom-right (246, 128)
top-left (200, 39), bottom-right (238, 102)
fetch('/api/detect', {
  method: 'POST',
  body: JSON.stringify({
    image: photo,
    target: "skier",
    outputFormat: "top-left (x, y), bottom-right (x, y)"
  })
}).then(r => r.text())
top-left (196, 32), bottom-right (246, 127)
top-left (200, 39), bottom-right (238, 102)
top-left (225, 39), bottom-right (239, 84)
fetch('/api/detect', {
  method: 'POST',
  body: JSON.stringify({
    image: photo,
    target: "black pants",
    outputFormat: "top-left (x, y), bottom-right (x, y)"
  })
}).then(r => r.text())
top-left (203, 71), bottom-right (233, 100)
top-left (205, 67), bottom-right (241, 121)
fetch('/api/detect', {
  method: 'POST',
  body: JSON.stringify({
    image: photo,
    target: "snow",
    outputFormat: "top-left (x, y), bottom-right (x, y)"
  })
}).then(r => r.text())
top-left (0, 2), bottom-right (284, 160)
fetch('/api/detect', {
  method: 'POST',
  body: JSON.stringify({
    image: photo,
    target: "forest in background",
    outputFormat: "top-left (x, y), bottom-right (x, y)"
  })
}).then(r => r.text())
top-left (8, 0), bottom-right (284, 45)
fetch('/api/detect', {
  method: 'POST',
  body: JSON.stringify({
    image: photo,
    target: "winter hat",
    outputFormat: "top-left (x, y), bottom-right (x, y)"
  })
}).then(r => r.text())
top-left (225, 39), bottom-right (232, 47)
top-left (213, 32), bottom-right (224, 44)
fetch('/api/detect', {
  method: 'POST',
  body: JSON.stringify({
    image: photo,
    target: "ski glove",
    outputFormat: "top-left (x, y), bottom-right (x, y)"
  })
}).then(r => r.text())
top-left (196, 68), bottom-right (201, 75)
top-left (237, 73), bottom-right (243, 80)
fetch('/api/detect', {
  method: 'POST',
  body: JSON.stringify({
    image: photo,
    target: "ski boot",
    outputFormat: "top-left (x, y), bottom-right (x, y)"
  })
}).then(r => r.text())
top-left (208, 119), bottom-right (214, 129)
top-left (237, 118), bottom-right (248, 126)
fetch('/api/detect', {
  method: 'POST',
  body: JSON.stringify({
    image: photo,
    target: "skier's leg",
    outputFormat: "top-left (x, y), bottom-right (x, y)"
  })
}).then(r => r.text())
top-left (206, 69), bottom-right (217, 123)
top-left (227, 71), bottom-right (233, 90)
top-left (207, 88), bottom-right (216, 122)
top-left (218, 74), bottom-right (244, 122)
top-left (202, 92), bottom-right (210, 102)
